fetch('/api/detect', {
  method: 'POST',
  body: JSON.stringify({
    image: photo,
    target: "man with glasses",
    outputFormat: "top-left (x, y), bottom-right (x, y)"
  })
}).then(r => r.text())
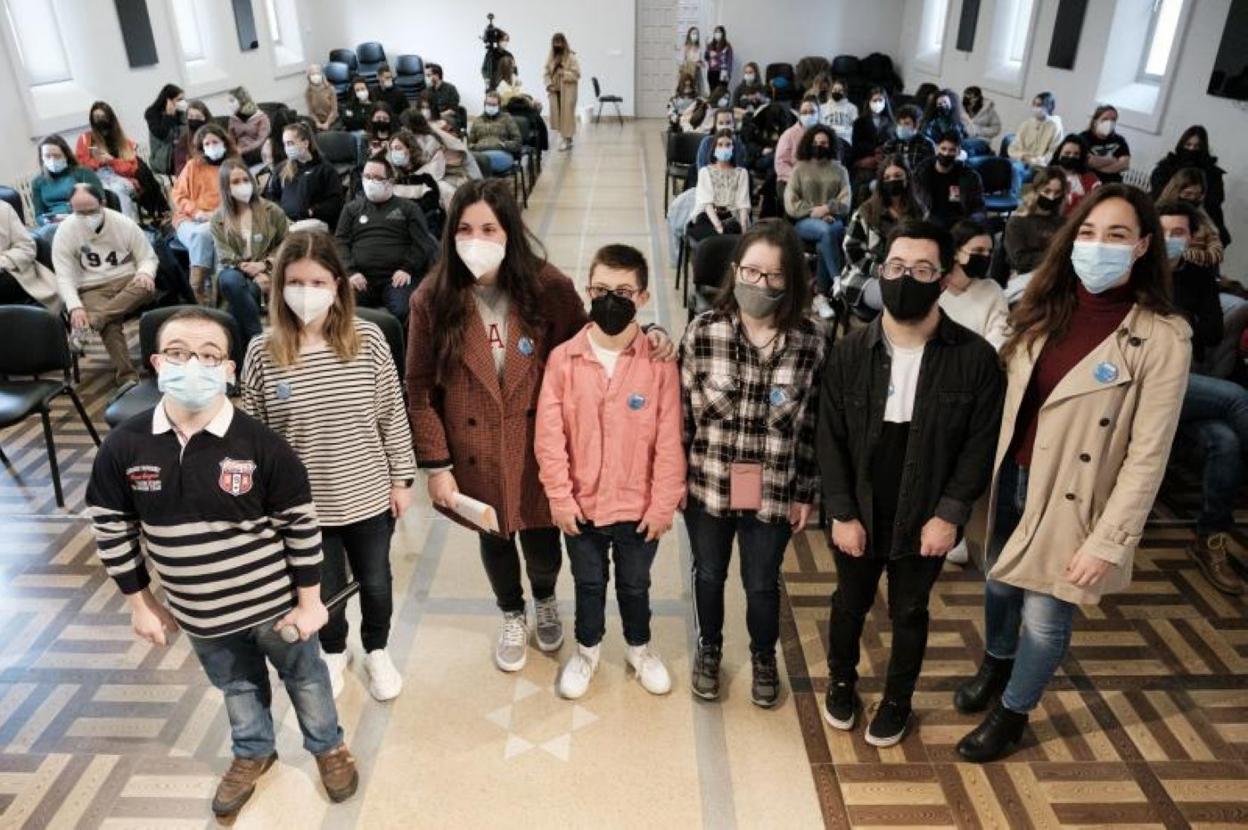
top-left (85, 308), bottom-right (359, 819)
top-left (334, 155), bottom-right (438, 326)
top-left (816, 220), bottom-right (1004, 746)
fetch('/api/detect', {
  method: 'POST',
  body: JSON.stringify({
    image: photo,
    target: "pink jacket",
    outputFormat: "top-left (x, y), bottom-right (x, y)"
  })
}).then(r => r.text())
top-left (535, 325), bottom-right (686, 528)
top-left (774, 122), bottom-right (805, 182)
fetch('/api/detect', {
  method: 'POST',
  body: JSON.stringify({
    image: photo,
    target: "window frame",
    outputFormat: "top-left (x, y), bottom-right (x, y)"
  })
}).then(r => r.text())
top-left (1005, 0), bottom-right (1037, 65)
top-left (264, 0), bottom-right (282, 46)
top-left (2, 0), bottom-right (73, 87)
top-left (913, 0), bottom-right (952, 77)
top-left (1136, 0), bottom-right (1184, 84)
top-left (170, 0), bottom-right (207, 63)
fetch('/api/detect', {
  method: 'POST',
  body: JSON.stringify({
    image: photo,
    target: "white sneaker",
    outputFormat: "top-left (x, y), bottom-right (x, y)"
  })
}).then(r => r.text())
top-left (322, 650), bottom-right (353, 700)
top-left (947, 538), bottom-right (970, 565)
top-left (626, 644), bottom-right (672, 695)
top-left (363, 649), bottom-right (403, 701)
top-left (495, 611), bottom-right (529, 672)
top-left (813, 294), bottom-right (836, 320)
top-left (69, 327), bottom-right (91, 355)
top-left (557, 644), bottom-right (600, 699)
top-left (533, 597), bottom-right (564, 652)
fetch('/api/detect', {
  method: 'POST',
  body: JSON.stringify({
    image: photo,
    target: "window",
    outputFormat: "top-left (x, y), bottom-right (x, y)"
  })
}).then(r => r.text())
top-left (263, 0), bottom-right (281, 45)
top-left (171, 0), bottom-right (205, 62)
top-left (921, 0), bottom-right (950, 53)
top-left (1139, 0), bottom-right (1184, 82)
top-left (1006, 0), bottom-right (1037, 64)
top-left (265, 0), bottom-right (304, 71)
top-left (3, 0), bottom-right (72, 86)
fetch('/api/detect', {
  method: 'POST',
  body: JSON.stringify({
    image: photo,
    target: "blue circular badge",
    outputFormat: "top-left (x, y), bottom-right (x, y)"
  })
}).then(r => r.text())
top-left (628, 393), bottom-right (646, 411)
top-left (769, 386), bottom-right (787, 407)
top-left (517, 336), bottom-right (534, 357)
top-left (1093, 361), bottom-right (1119, 384)
top-left (276, 381), bottom-right (292, 400)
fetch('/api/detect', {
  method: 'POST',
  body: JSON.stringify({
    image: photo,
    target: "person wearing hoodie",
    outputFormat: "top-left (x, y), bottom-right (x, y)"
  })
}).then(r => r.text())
top-left (305, 64), bottom-right (339, 131)
top-left (226, 86), bottom-right (271, 166)
top-left (266, 122), bottom-right (346, 229)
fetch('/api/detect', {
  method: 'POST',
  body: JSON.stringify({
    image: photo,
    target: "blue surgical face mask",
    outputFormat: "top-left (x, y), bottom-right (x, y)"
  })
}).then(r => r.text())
top-left (158, 359), bottom-right (228, 411)
top-left (800, 113), bottom-right (817, 128)
top-left (714, 146), bottom-right (734, 163)
top-left (897, 125), bottom-right (916, 141)
top-left (1165, 237), bottom-right (1188, 260)
top-left (44, 156), bottom-right (67, 174)
top-left (1070, 241), bottom-right (1137, 294)
top-left (484, 104), bottom-right (499, 116)
top-left (284, 142), bottom-right (304, 161)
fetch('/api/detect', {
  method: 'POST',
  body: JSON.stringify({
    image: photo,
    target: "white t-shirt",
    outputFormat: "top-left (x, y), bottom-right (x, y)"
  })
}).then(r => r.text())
top-left (884, 337), bottom-right (924, 423)
top-left (589, 337), bottom-right (622, 379)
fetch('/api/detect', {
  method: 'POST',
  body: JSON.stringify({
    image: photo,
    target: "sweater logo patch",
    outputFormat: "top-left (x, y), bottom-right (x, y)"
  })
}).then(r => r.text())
top-left (218, 458), bottom-right (257, 496)
top-left (126, 465), bottom-right (162, 492)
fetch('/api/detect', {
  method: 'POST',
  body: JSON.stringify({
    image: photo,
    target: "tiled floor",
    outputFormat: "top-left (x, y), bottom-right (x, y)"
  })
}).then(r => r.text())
top-left (0, 119), bottom-right (1245, 829)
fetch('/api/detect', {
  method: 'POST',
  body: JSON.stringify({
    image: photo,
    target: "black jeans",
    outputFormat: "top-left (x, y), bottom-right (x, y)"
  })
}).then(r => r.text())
top-left (564, 521), bottom-right (659, 647)
top-left (319, 510), bottom-right (396, 653)
top-left (0, 270), bottom-right (36, 305)
top-left (826, 550), bottom-right (946, 703)
top-left (687, 212), bottom-right (743, 243)
top-left (479, 527), bottom-right (562, 614)
top-left (685, 499), bottom-right (792, 656)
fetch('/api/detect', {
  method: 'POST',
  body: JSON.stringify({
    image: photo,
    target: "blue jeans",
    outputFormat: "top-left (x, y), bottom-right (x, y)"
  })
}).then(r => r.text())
top-left (319, 511), bottom-right (396, 653)
top-left (218, 268), bottom-right (263, 346)
top-left (794, 217), bottom-right (845, 294)
top-left (565, 521), bottom-right (659, 647)
top-left (684, 499), bottom-right (792, 655)
top-left (189, 619), bottom-right (342, 758)
top-left (1180, 373), bottom-right (1248, 535)
top-left (176, 219), bottom-right (216, 269)
top-left (481, 149), bottom-right (515, 173)
top-left (983, 459), bottom-right (1077, 713)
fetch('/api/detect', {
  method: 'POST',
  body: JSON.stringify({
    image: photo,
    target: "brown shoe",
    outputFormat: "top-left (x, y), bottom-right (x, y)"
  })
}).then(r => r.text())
top-left (212, 753), bottom-right (277, 817)
top-left (1188, 533), bottom-right (1245, 595)
top-left (315, 744), bottom-right (359, 803)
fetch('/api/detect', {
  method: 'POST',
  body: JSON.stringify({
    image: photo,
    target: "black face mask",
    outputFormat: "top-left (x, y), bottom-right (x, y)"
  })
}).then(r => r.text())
top-left (187, 119), bottom-right (205, 132)
top-left (830, 91), bottom-right (845, 102)
top-left (881, 179), bottom-right (907, 199)
top-left (374, 122), bottom-right (390, 133)
top-left (880, 273), bottom-right (941, 321)
top-left (1057, 156), bottom-right (1081, 171)
top-left (963, 97), bottom-right (978, 111)
top-left (1178, 147), bottom-right (1203, 160)
top-left (962, 253), bottom-right (990, 279)
top-left (93, 119), bottom-right (111, 130)
top-left (812, 144), bottom-right (833, 160)
top-left (1036, 194), bottom-right (1063, 213)
top-left (937, 101), bottom-right (951, 113)
top-left (936, 153), bottom-right (957, 169)
top-left (590, 292), bottom-right (636, 336)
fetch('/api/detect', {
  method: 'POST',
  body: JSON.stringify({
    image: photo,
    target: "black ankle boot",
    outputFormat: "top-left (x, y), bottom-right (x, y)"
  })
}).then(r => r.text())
top-left (957, 701), bottom-right (1028, 763)
top-left (954, 654), bottom-right (1014, 714)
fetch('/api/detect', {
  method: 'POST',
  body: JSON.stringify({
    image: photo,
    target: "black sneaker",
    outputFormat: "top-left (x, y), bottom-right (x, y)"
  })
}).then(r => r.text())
top-left (751, 651), bottom-right (780, 708)
top-left (866, 699), bottom-right (912, 747)
top-left (822, 681), bottom-right (859, 730)
top-left (691, 641), bottom-right (722, 701)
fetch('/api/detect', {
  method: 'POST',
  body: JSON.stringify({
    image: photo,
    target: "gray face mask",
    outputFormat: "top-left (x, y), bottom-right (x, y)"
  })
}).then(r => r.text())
top-left (734, 281), bottom-right (785, 318)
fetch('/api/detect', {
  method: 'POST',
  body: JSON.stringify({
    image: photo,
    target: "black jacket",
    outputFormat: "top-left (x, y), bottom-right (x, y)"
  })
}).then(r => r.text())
top-left (266, 158), bottom-right (344, 228)
top-left (914, 158), bottom-right (986, 228)
top-left (1171, 258), bottom-right (1223, 365)
top-left (334, 195), bottom-right (437, 284)
top-left (817, 312), bottom-right (1004, 559)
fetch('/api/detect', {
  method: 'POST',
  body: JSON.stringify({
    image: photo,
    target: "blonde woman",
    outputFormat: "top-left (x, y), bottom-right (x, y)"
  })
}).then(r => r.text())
top-left (226, 86), bottom-right (271, 166)
top-left (242, 230), bottom-right (415, 702)
top-left (305, 64), bottom-right (339, 131)
top-left (265, 123), bottom-right (345, 229)
top-left (543, 33), bottom-right (581, 151)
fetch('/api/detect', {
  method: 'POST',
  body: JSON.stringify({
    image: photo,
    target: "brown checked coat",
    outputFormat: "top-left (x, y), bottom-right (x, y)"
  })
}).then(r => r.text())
top-left (406, 263), bottom-right (587, 535)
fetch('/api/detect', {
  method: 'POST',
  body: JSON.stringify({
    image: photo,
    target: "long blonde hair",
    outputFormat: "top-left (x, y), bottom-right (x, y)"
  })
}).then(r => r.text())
top-left (266, 230), bottom-right (360, 367)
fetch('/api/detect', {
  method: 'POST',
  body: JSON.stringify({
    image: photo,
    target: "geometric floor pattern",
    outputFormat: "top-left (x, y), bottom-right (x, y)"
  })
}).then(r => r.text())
top-left (1, 119), bottom-right (1245, 828)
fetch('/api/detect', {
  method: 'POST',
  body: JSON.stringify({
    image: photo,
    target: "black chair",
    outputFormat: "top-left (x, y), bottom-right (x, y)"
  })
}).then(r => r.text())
top-left (324, 60), bottom-right (352, 99)
top-left (592, 77), bottom-right (624, 126)
top-left (316, 130), bottom-right (363, 191)
top-left (512, 114), bottom-right (539, 192)
top-left (394, 54), bottom-right (426, 100)
top-left (0, 306), bottom-right (101, 507)
top-left (664, 130), bottom-right (705, 213)
top-left (765, 63), bottom-right (798, 101)
top-left (999, 132), bottom-right (1016, 159)
top-left (356, 42), bottom-right (386, 79)
top-left (103, 306), bottom-right (242, 429)
top-left (354, 307), bottom-right (405, 378)
top-left (0, 185), bottom-right (25, 223)
top-left (688, 234), bottom-right (738, 321)
top-left (328, 48), bottom-right (358, 74)
top-left (968, 156), bottom-right (1022, 219)
top-left (830, 54), bottom-right (861, 78)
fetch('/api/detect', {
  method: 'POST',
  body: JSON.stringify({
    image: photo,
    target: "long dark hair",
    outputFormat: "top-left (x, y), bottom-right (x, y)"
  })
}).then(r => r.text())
top-left (921, 87), bottom-right (962, 125)
top-left (861, 153), bottom-right (924, 226)
top-left (712, 219), bottom-right (810, 332)
top-left (149, 83), bottom-right (183, 113)
top-left (1172, 124), bottom-right (1215, 163)
top-left (87, 101), bottom-right (134, 159)
top-left (429, 179), bottom-right (548, 384)
top-left (1003, 184), bottom-right (1174, 362)
top-left (193, 123), bottom-right (238, 162)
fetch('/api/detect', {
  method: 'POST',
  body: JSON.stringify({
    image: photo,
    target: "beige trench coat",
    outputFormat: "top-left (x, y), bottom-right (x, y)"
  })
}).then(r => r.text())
top-left (543, 52), bottom-right (581, 138)
top-left (987, 305), bottom-right (1191, 605)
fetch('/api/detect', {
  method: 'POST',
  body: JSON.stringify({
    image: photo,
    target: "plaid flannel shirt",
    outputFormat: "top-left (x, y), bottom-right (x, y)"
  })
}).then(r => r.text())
top-left (680, 310), bottom-right (826, 523)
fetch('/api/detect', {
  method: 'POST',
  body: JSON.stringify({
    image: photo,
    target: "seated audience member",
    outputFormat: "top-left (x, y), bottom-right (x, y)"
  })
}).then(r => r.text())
top-left (374, 63), bottom-right (410, 115)
top-left (919, 88), bottom-right (966, 147)
top-left (840, 155), bottom-right (925, 317)
top-left (174, 101), bottom-right (211, 177)
top-left (426, 63), bottom-right (461, 123)
top-left (733, 62), bottom-right (770, 114)
top-left (678, 96), bottom-right (716, 135)
top-left (1008, 91), bottom-right (1062, 173)
top-left (495, 55), bottom-right (543, 114)
top-left (305, 64), bottom-right (339, 131)
top-left (819, 76), bottom-right (858, 146)
top-left (849, 87), bottom-right (896, 196)
top-left (468, 91), bottom-right (522, 174)
top-left (173, 124), bottom-right (237, 305)
top-left (226, 86), bottom-right (271, 167)
top-left (0, 197), bottom-right (57, 311)
top-left (266, 123), bottom-right (345, 229)
top-left (340, 77), bottom-right (376, 133)
top-left (688, 129), bottom-right (750, 242)
top-left (31, 135), bottom-right (104, 244)
top-left (774, 97), bottom-right (819, 203)
top-left (335, 156), bottom-right (437, 326)
top-left (914, 131), bottom-right (985, 228)
top-left (212, 159), bottom-right (289, 345)
top-left (366, 103), bottom-right (396, 158)
top-left (54, 184), bottom-right (157, 384)
top-left (387, 130), bottom-right (445, 224)
top-left (1159, 200), bottom-right (1247, 596)
top-left (1002, 166), bottom-right (1067, 300)
top-left (882, 105), bottom-right (935, 177)
top-left (692, 108), bottom-right (747, 181)
top-left (75, 101), bottom-right (141, 219)
top-left (1151, 125), bottom-right (1230, 247)
top-left (960, 86), bottom-right (1001, 145)
top-left (939, 220), bottom-right (1008, 350)
top-left (1053, 134), bottom-right (1100, 213)
top-left (1159, 168), bottom-right (1224, 267)
top-left (144, 84), bottom-right (185, 177)
top-left (786, 125), bottom-right (850, 312)
top-left (1078, 105), bottom-right (1129, 184)
top-left (913, 83), bottom-right (939, 112)
top-left (401, 109), bottom-right (482, 188)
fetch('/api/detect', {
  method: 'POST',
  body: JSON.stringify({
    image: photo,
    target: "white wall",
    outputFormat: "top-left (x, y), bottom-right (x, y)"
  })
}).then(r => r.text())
top-left (898, 0), bottom-right (1248, 280)
top-left (301, 0), bottom-right (636, 119)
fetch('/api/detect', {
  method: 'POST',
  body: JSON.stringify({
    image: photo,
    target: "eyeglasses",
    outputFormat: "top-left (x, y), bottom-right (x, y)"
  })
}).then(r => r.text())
top-left (880, 260), bottom-right (942, 282)
top-left (736, 264), bottom-right (786, 289)
top-left (587, 285), bottom-right (638, 301)
top-left (160, 348), bottom-right (226, 367)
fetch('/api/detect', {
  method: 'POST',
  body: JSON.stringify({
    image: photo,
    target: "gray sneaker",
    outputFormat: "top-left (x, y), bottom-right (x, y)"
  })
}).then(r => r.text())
top-left (533, 596), bottom-right (564, 652)
top-left (495, 611), bottom-right (529, 672)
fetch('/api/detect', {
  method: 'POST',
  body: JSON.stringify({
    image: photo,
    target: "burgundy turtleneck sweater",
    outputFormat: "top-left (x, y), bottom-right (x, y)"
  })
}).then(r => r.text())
top-left (1010, 283), bottom-right (1136, 466)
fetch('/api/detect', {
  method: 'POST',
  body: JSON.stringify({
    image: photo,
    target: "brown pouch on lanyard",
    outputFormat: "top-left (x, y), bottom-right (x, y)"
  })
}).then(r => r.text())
top-left (728, 462), bottom-right (763, 511)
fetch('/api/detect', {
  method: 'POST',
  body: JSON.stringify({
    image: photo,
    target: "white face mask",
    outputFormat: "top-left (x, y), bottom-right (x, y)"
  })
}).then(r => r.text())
top-left (203, 142), bottom-right (226, 161)
top-left (78, 210), bottom-right (105, 230)
top-left (175, 98), bottom-right (189, 112)
top-left (870, 99), bottom-right (886, 114)
top-left (283, 285), bottom-right (336, 324)
top-left (456, 237), bottom-right (507, 279)
top-left (309, 73), bottom-right (323, 85)
top-left (1032, 106), bottom-right (1046, 120)
top-left (743, 73), bottom-right (756, 83)
top-left (362, 179), bottom-right (392, 202)
top-left (1096, 119), bottom-right (1116, 137)
top-left (230, 182), bottom-right (254, 202)
top-left (420, 108), bottom-right (433, 120)
top-left (356, 89), bottom-right (370, 102)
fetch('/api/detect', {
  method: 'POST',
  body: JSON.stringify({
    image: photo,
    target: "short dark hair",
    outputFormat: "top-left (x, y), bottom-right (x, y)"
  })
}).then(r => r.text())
top-left (1155, 199), bottom-right (1201, 233)
top-left (1033, 91), bottom-right (1056, 114)
top-left (157, 308), bottom-right (233, 354)
top-left (427, 63), bottom-right (442, 78)
top-left (937, 129), bottom-right (962, 148)
top-left (377, 62), bottom-right (392, 75)
top-left (896, 104), bottom-right (922, 124)
top-left (950, 219), bottom-right (990, 251)
top-left (589, 244), bottom-right (649, 291)
top-left (363, 153), bottom-right (396, 179)
top-left (886, 219), bottom-right (954, 273)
